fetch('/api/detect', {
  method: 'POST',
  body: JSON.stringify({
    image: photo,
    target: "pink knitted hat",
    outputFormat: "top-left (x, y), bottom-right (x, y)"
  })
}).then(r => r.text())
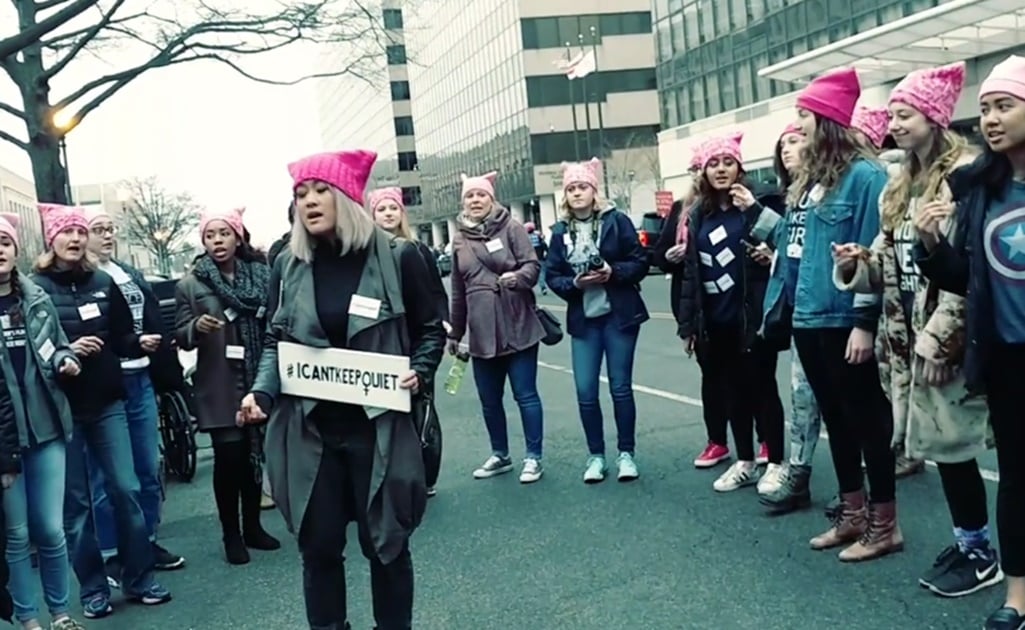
top-left (796, 67), bottom-right (861, 127)
top-left (38, 203), bottom-right (89, 248)
top-left (561, 157), bottom-right (601, 191)
top-left (200, 207), bottom-right (246, 238)
top-left (851, 105), bottom-right (890, 148)
top-left (461, 171), bottom-right (498, 199)
top-left (780, 122), bottom-right (804, 139)
top-left (888, 61), bottom-right (965, 128)
top-left (0, 213), bottom-right (19, 252)
top-left (84, 206), bottom-right (111, 226)
top-left (368, 187), bottom-right (405, 212)
top-left (693, 132), bottom-right (744, 170)
top-left (980, 54), bottom-right (1025, 102)
top-left (287, 150), bottom-right (378, 204)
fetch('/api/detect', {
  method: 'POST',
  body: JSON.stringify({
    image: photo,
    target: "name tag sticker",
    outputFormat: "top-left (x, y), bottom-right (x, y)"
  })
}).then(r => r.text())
top-left (78, 303), bottom-right (101, 321)
top-left (716, 273), bottom-right (736, 292)
top-left (715, 247), bottom-right (736, 267)
top-left (699, 252), bottom-right (713, 267)
top-left (702, 281), bottom-right (719, 294)
top-left (485, 238), bottom-right (504, 253)
top-left (39, 339), bottom-right (55, 362)
top-left (223, 307), bottom-right (238, 322)
top-left (0, 315), bottom-right (9, 329)
top-left (563, 234), bottom-right (571, 247)
top-left (349, 295), bottom-right (382, 320)
top-left (709, 225), bottom-right (728, 246)
top-left (786, 243), bottom-right (803, 259)
top-left (225, 345), bottom-right (245, 360)
top-left (256, 306), bottom-right (266, 319)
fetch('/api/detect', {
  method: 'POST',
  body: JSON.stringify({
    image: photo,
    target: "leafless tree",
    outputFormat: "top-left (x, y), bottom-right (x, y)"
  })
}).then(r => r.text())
top-left (602, 131), bottom-right (661, 212)
top-left (0, 0), bottom-right (404, 207)
top-left (118, 176), bottom-right (200, 276)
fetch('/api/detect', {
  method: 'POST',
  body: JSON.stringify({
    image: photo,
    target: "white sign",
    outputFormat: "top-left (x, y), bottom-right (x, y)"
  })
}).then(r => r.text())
top-left (277, 342), bottom-right (411, 413)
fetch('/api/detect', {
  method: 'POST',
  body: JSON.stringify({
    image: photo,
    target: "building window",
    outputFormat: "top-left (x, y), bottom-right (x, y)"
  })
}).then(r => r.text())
top-left (529, 124), bottom-right (660, 165)
top-left (386, 45), bottom-right (406, 65)
top-left (394, 116), bottom-right (415, 136)
top-left (397, 152), bottom-right (418, 172)
top-left (526, 68), bottom-right (656, 108)
top-left (520, 12), bottom-right (651, 50)
top-left (390, 81), bottom-right (411, 100)
top-left (401, 186), bottom-right (422, 206)
top-left (383, 9), bottom-right (403, 30)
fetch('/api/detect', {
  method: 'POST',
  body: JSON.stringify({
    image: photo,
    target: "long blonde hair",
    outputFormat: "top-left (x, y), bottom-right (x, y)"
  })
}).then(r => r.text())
top-left (787, 116), bottom-right (877, 207)
top-left (290, 187), bottom-right (376, 262)
top-left (34, 249), bottom-right (98, 273)
top-left (880, 128), bottom-right (969, 234)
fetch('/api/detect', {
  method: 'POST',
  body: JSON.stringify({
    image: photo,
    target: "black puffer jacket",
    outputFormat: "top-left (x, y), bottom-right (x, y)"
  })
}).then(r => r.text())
top-left (33, 267), bottom-right (142, 418)
top-left (0, 371), bottom-right (20, 475)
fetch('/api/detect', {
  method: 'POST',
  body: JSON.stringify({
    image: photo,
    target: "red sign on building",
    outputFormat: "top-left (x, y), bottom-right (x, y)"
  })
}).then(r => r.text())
top-left (655, 190), bottom-right (674, 218)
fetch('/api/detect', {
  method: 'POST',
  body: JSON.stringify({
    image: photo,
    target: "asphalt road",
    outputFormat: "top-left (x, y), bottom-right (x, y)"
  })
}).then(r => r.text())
top-left (72, 274), bottom-right (1001, 629)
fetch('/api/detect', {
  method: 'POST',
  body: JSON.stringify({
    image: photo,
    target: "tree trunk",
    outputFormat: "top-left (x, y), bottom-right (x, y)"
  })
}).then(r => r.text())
top-left (26, 134), bottom-right (68, 204)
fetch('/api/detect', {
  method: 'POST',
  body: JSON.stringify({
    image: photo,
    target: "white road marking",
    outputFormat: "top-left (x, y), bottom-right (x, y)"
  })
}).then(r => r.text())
top-left (537, 360), bottom-right (1001, 483)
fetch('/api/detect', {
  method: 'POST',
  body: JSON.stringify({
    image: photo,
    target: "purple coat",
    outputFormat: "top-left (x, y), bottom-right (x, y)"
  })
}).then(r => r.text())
top-left (450, 206), bottom-right (545, 358)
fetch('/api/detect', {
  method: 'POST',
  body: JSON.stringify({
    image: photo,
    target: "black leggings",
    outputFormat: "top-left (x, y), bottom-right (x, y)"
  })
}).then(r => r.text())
top-left (988, 343), bottom-right (1025, 577)
top-left (696, 324), bottom-right (784, 463)
top-left (793, 328), bottom-right (895, 502)
top-left (936, 460), bottom-right (988, 531)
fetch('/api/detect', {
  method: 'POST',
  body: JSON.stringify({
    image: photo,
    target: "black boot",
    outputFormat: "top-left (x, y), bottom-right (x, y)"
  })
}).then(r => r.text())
top-left (760, 464), bottom-right (812, 515)
top-left (213, 441), bottom-right (250, 565)
top-left (241, 456), bottom-right (281, 551)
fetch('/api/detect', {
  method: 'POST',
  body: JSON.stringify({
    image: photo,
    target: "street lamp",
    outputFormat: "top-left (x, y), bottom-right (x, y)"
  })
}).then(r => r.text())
top-left (51, 108), bottom-right (75, 204)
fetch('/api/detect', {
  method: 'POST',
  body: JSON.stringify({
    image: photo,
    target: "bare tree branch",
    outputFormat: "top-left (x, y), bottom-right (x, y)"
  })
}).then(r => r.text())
top-left (36, 0), bottom-right (76, 10)
top-left (0, 101), bottom-right (26, 121)
top-left (42, 0), bottom-right (130, 80)
top-left (0, 0), bottom-right (97, 61)
top-left (0, 128), bottom-right (28, 150)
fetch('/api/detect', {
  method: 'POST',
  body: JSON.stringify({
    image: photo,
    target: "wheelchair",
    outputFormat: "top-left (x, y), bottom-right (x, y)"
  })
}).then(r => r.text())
top-left (157, 365), bottom-right (199, 483)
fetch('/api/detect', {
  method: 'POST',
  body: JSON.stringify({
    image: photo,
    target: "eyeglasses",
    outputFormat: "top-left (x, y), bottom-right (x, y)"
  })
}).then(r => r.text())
top-left (90, 226), bottom-right (118, 236)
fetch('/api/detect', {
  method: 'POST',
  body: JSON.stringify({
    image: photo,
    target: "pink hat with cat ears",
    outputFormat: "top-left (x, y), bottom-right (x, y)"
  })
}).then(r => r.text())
top-left (692, 132), bottom-right (744, 170)
top-left (368, 187), bottom-right (405, 212)
top-left (851, 105), bottom-right (890, 148)
top-left (199, 207), bottom-right (246, 238)
top-left (0, 213), bottom-right (19, 252)
top-left (288, 150), bottom-right (378, 204)
top-left (889, 61), bottom-right (966, 129)
top-left (38, 203), bottom-right (89, 249)
top-left (561, 158), bottom-right (601, 191)
top-left (461, 171), bottom-right (498, 199)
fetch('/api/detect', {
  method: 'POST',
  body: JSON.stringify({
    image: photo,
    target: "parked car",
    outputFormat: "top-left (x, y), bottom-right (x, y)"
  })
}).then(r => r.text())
top-left (633, 212), bottom-right (665, 270)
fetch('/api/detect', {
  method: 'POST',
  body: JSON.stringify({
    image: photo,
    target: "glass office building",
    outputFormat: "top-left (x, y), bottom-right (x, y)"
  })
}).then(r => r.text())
top-left (655, 0), bottom-right (1025, 194)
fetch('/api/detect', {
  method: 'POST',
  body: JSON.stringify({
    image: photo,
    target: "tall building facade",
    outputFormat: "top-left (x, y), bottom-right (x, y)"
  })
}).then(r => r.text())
top-left (655, 0), bottom-right (1025, 194)
top-left (0, 164), bottom-right (43, 265)
top-left (316, 1), bottom-right (425, 236)
top-left (407, 0), bottom-right (660, 240)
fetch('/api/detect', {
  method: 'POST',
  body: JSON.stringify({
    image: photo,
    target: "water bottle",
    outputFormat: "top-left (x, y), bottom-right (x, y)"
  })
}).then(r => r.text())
top-left (444, 351), bottom-right (470, 395)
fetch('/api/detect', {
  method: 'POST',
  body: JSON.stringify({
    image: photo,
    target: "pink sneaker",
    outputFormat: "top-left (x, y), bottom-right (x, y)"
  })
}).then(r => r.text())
top-left (756, 442), bottom-right (769, 465)
top-left (694, 443), bottom-right (730, 468)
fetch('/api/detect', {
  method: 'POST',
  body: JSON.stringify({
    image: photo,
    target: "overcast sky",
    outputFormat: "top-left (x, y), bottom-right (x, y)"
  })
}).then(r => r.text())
top-left (0, 3), bottom-right (327, 247)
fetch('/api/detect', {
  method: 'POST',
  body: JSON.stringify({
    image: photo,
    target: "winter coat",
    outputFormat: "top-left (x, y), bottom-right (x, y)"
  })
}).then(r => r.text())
top-left (113, 260), bottom-right (183, 393)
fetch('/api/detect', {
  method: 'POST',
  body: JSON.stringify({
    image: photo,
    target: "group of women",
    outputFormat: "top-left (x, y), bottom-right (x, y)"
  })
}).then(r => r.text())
top-left (649, 54), bottom-right (1024, 630)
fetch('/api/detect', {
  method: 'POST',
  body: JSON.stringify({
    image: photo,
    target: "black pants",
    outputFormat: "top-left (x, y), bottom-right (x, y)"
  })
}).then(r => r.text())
top-left (988, 343), bottom-right (1025, 577)
top-left (211, 430), bottom-right (262, 537)
top-left (299, 415), bottom-right (414, 630)
top-left (697, 324), bottom-right (784, 462)
top-left (793, 328), bottom-right (895, 502)
top-left (936, 460), bottom-right (988, 531)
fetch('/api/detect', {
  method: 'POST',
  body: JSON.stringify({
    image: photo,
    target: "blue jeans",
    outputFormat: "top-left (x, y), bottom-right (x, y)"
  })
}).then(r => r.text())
top-left (788, 342), bottom-right (823, 467)
top-left (570, 316), bottom-right (639, 455)
top-left (90, 370), bottom-right (162, 554)
top-left (4, 439), bottom-right (71, 622)
top-left (65, 401), bottom-right (155, 601)
top-left (471, 344), bottom-right (544, 459)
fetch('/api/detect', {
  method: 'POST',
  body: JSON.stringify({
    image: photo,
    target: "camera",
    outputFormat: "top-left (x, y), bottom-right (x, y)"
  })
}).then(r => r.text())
top-left (587, 254), bottom-right (606, 272)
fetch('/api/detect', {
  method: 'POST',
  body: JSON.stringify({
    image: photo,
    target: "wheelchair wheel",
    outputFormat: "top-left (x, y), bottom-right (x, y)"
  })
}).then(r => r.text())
top-left (158, 390), bottom-right (198, 482)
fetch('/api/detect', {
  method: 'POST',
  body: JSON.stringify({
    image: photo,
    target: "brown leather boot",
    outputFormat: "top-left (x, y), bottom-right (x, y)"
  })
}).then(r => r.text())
top-left (810, 490), bottom-right (868, 550)
top-left (838, 500), bottom-right (904, 562)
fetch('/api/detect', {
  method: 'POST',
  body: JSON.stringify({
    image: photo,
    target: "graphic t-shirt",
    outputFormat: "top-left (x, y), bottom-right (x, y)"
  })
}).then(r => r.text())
top-left (696, 207), bottom-right (745, 324)
top-left (984, 180), bottom-right (1025, 343)
top-left (892, 195), bottom-right (923, 332)
top-left (565, 216), bottom-right (610, 319)
top-left (99, 261), bottom-right (150, 369)
top-left (782, 197), bottom-right (811, 307)
top-left (0, 293), bottom-right (27, 388)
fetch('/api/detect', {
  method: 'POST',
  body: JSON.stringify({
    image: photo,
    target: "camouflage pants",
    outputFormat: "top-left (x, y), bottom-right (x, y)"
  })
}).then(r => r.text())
top-left (789, 343), bottom-right (823, 467)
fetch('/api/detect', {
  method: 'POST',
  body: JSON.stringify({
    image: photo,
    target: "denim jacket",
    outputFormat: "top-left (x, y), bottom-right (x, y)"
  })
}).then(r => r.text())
top-left (763, 158), bottom-right (888, 333)
top-left (546, 206), bottom-right (650, 337)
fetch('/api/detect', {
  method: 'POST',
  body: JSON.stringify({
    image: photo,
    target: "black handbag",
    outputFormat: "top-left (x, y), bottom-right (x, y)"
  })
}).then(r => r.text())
top-left (412, 391), bottom-right (442, 487)
top-left (534, 306), bottom-right (563, 346)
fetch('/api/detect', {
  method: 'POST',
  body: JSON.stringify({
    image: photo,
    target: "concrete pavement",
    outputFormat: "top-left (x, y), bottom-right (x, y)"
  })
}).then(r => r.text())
top-left (85, 275), bottom-right (1002, 629)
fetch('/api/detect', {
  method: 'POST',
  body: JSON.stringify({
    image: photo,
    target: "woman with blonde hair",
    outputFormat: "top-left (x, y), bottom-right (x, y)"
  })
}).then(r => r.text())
top-left (760, 67), bottom-right (895, 562)
top-left (545, 158), bottom-right (649, 482)
top-left (836, 61), bottom-right (999, 594)
top-left (238, 150), bottom-right (444, 629)
top-left (446, 171), bottom-right (547, 484)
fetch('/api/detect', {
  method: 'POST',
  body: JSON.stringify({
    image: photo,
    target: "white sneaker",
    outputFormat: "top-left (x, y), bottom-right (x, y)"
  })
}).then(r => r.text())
top-left (616, 452), bottom-right (639, 482)
top-left (519, 458), bottom-right (543, 484)
top-left (473, 455), bottom-right (514, 479)
top-left (583, 456), bottom-right (607, 483)
top-left (713, 461), bottom-right (757, 492)
top-left (757, 463), bottom-right (787, 496)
